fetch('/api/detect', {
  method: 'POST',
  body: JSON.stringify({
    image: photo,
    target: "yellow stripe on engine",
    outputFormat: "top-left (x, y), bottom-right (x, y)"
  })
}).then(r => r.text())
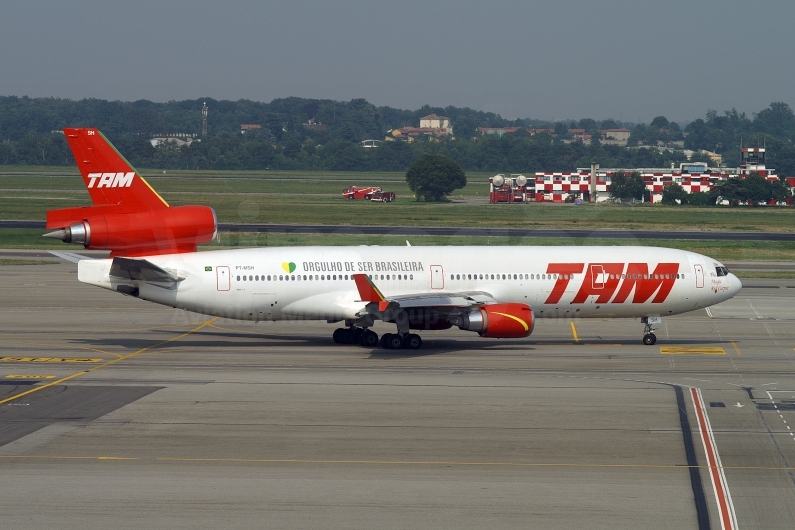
top-left (493, 312), bottom-right (529, 331)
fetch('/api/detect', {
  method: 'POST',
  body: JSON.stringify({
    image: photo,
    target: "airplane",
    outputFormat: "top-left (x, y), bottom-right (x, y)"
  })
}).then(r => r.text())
top-left (44, 128), bottom-right (742, 349)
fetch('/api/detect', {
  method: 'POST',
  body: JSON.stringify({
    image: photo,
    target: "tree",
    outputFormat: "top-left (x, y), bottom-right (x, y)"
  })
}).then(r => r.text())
top-left (661, 183), bottom-right (688, 205)
top-left (610, 171), bottom-right (645, 202)
top-left (744, 174), bottom-right (773, 205)
top-left (650, 116), bottom-right (670, 129)
top-left (405, 154), bottom-right (466, 201)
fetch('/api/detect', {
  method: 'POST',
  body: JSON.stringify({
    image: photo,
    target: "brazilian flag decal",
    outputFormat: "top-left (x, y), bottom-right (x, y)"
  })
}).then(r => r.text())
top-left (205, 266), bottom-right (213, 271)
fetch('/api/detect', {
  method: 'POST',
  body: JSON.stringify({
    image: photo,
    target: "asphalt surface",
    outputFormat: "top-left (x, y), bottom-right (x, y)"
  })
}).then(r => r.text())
top-left (1, 260), bottom-right (795, 528)
top-left (4, 219), bottom-right (795, 241)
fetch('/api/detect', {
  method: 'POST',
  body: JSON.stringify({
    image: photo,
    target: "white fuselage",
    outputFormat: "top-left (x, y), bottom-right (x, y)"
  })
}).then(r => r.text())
top-left (78, 245), bottom-right (742, 324)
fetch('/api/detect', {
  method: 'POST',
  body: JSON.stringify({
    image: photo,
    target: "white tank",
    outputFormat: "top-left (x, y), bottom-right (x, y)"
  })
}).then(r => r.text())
top-left (515, 174), bottom-right (527, 187)
top-left (492, 174), bottom-right (505, 187)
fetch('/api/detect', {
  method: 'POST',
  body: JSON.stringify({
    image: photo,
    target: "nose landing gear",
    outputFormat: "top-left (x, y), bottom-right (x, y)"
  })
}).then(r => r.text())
top-left (641, 316), bottom-right (661, 345)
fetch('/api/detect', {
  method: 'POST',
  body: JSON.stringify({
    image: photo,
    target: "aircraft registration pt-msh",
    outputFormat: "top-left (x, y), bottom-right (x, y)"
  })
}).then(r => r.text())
top-left (45, 128), bottom-right (742, 350)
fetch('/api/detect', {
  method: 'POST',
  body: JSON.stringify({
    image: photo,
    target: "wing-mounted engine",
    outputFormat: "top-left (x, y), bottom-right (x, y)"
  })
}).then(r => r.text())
top-left (44, 205), bottom-right (217, 257)
top-left (456, 303), bottom-right (535, 338)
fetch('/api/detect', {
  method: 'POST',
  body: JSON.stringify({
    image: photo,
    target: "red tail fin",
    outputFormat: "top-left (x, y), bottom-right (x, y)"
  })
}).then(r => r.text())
top-left (45, 128), bottom-right (217, 257)
top-left (63, 128), bottom-right (168, 211)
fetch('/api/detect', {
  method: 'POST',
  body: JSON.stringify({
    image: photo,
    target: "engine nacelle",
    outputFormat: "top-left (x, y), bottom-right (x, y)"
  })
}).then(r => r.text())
top-left (456, 303), bottom-right (535, 338)
top-left (46, 205), bottom-right (217, 257)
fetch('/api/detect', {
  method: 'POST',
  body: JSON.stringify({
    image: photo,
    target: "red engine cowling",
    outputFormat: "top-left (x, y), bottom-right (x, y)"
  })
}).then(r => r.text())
top-left (456, 303), bottom-right (535, 338)
top-left (46, 205), bottom-right (217, 257)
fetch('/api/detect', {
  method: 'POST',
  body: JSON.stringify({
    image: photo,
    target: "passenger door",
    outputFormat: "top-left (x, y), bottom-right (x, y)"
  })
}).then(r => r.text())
top-left (694, 264), bottom-right (704, 288)
top-left (216, 266), bottom-right (230, 291)
top-left (430, 265), bottom-right (444, 290)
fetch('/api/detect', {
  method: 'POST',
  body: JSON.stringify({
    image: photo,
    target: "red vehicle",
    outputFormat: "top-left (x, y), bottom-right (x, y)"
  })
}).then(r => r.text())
top-left (343, 186), bottom-right (381, 199)
top-left (369, 191), bottom-right (396, 202)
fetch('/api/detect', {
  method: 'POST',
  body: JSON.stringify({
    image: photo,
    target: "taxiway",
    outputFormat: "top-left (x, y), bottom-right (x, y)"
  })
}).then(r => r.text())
top-left (1, 259), bottom-right (794, 529)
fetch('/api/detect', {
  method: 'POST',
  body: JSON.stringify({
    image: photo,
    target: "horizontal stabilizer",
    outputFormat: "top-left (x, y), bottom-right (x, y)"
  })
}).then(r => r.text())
top-left (48, 250), bottom-right (93, 263)
top-left (110, 257), bottom-right (184, 286)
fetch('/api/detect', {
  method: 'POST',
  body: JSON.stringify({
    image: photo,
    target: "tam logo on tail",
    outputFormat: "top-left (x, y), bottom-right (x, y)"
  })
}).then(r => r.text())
top-left (44, 128), bottom-right (217, 257)
top-left (87, 172), bottom-right (135, 188)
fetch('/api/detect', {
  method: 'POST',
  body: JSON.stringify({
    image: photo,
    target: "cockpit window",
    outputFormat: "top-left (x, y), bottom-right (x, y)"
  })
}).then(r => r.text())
top-left (714, 266), bottom-right (730, 277)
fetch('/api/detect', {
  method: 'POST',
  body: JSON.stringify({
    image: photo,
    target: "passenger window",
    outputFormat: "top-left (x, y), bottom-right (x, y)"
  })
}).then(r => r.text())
top-left (236, 275), bottom-right (240, 281)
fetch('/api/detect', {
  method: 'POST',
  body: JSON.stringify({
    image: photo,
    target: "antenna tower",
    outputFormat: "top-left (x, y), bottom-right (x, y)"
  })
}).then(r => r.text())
top-left (202, 102), bottom-right (208, 138)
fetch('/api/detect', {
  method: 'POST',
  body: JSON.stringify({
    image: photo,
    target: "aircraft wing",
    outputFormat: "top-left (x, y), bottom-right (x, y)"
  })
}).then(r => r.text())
top-left (387, 292), bottom-right (497, 308)
top-left (352, 273), bottom-right (496, 312)
top-left (109, 257), bottom-right (185, 287)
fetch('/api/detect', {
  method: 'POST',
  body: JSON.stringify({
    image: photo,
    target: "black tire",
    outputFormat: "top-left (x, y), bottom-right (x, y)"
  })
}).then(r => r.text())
top-left (403, 334), bottom-right (422, 350)
top-left (340, 328), bottom-right (355, 344)
top-left (388, 334), bottom-right (404, 349)
top-left (353, 327), bottom-right (363, 342)
top-left (643, 333), bottom-right (657, 346)
top-left (360, 330), bottom-right (379, 347)
top-left (380, 333), bottom-right (392, 349)
top-left (332, 328), bottom-right (344, 344)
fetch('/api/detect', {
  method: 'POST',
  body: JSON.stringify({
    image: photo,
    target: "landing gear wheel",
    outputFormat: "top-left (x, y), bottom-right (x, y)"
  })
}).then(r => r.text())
top-left (358, 330), bottom-right (379, 347)
top-left (403, 333), bottom-right (422, 350)
top-left (387, 334), bottom-right (404, 349)
top-left (339, 328), bottom-right (355, 344)
top-left (380, 333), bottom-right (391, 348)
top-left (643, 333), bottom-right (657, 346)
top-left (332, 328), bottom-right (344, 344)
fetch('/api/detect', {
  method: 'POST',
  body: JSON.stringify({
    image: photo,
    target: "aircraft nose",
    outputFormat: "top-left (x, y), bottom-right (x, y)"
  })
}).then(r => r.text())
top-left (728, 273), bottom-right (742, 297)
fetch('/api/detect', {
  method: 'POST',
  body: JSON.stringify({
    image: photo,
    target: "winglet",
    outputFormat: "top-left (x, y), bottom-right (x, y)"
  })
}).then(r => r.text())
top-left (353, 273), bottom-right (386, 303)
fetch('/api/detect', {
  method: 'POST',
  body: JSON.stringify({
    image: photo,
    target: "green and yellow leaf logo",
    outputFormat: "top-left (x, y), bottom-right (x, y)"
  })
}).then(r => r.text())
top-left (205, 266), bottom-right (213, 272)
top-left (282, 262), bottom-right (296, 273)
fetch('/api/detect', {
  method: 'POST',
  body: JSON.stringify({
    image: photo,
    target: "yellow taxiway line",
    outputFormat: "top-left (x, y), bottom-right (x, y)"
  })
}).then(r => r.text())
top-left (0, 318), bottom-right (217, 406)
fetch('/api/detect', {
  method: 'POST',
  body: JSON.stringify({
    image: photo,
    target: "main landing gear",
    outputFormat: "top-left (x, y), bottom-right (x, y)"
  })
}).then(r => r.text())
top-left (332, 326), bottom-right (378, 347)
top-left (641, 316), bottom-right (660, 346)
top-left (332, 327), bottom-right (422, 350)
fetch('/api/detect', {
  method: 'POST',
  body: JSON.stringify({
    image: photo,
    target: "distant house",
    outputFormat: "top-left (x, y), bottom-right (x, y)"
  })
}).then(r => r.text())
top-left (528, 128), bottom-right (557, 136)
top-left (478, 127), bottom-right (520, 137)
top-left (419, 114), bottom-right (453, 136)
top-left (304, 118), bottom-right (328, 132)
top-left (240, 124), bottom-right (262, 134)
top-left (600, 128), bottom-right (631, 146)
top-left (386, 114), bottom-right (453, 141)
top-left (149, 134), bottom-right (196, 147)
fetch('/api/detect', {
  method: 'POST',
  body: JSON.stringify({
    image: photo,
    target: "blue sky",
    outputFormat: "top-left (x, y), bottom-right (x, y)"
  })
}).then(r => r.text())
top-left (2, 0), bottom-right (793, 122)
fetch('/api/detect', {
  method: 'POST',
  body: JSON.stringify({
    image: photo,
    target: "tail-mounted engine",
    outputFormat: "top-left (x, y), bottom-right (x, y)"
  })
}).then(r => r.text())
top-left (44, 205), bottom-right (217, 257)
top-left (456, 303), bottom-right (535, 338)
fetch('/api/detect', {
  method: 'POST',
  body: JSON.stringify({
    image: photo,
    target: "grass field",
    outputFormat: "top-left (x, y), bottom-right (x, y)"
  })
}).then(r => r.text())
top-left (2, 167), bottom-right (794, 232)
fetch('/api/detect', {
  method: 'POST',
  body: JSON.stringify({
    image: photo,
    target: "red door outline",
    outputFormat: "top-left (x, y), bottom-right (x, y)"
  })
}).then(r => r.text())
top-left (591, 265), bottom-right (605, 289)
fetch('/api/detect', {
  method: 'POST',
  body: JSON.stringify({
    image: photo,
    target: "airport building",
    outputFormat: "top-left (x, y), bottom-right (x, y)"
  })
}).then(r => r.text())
top-left (529, 148), bottom-right (794, 204)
